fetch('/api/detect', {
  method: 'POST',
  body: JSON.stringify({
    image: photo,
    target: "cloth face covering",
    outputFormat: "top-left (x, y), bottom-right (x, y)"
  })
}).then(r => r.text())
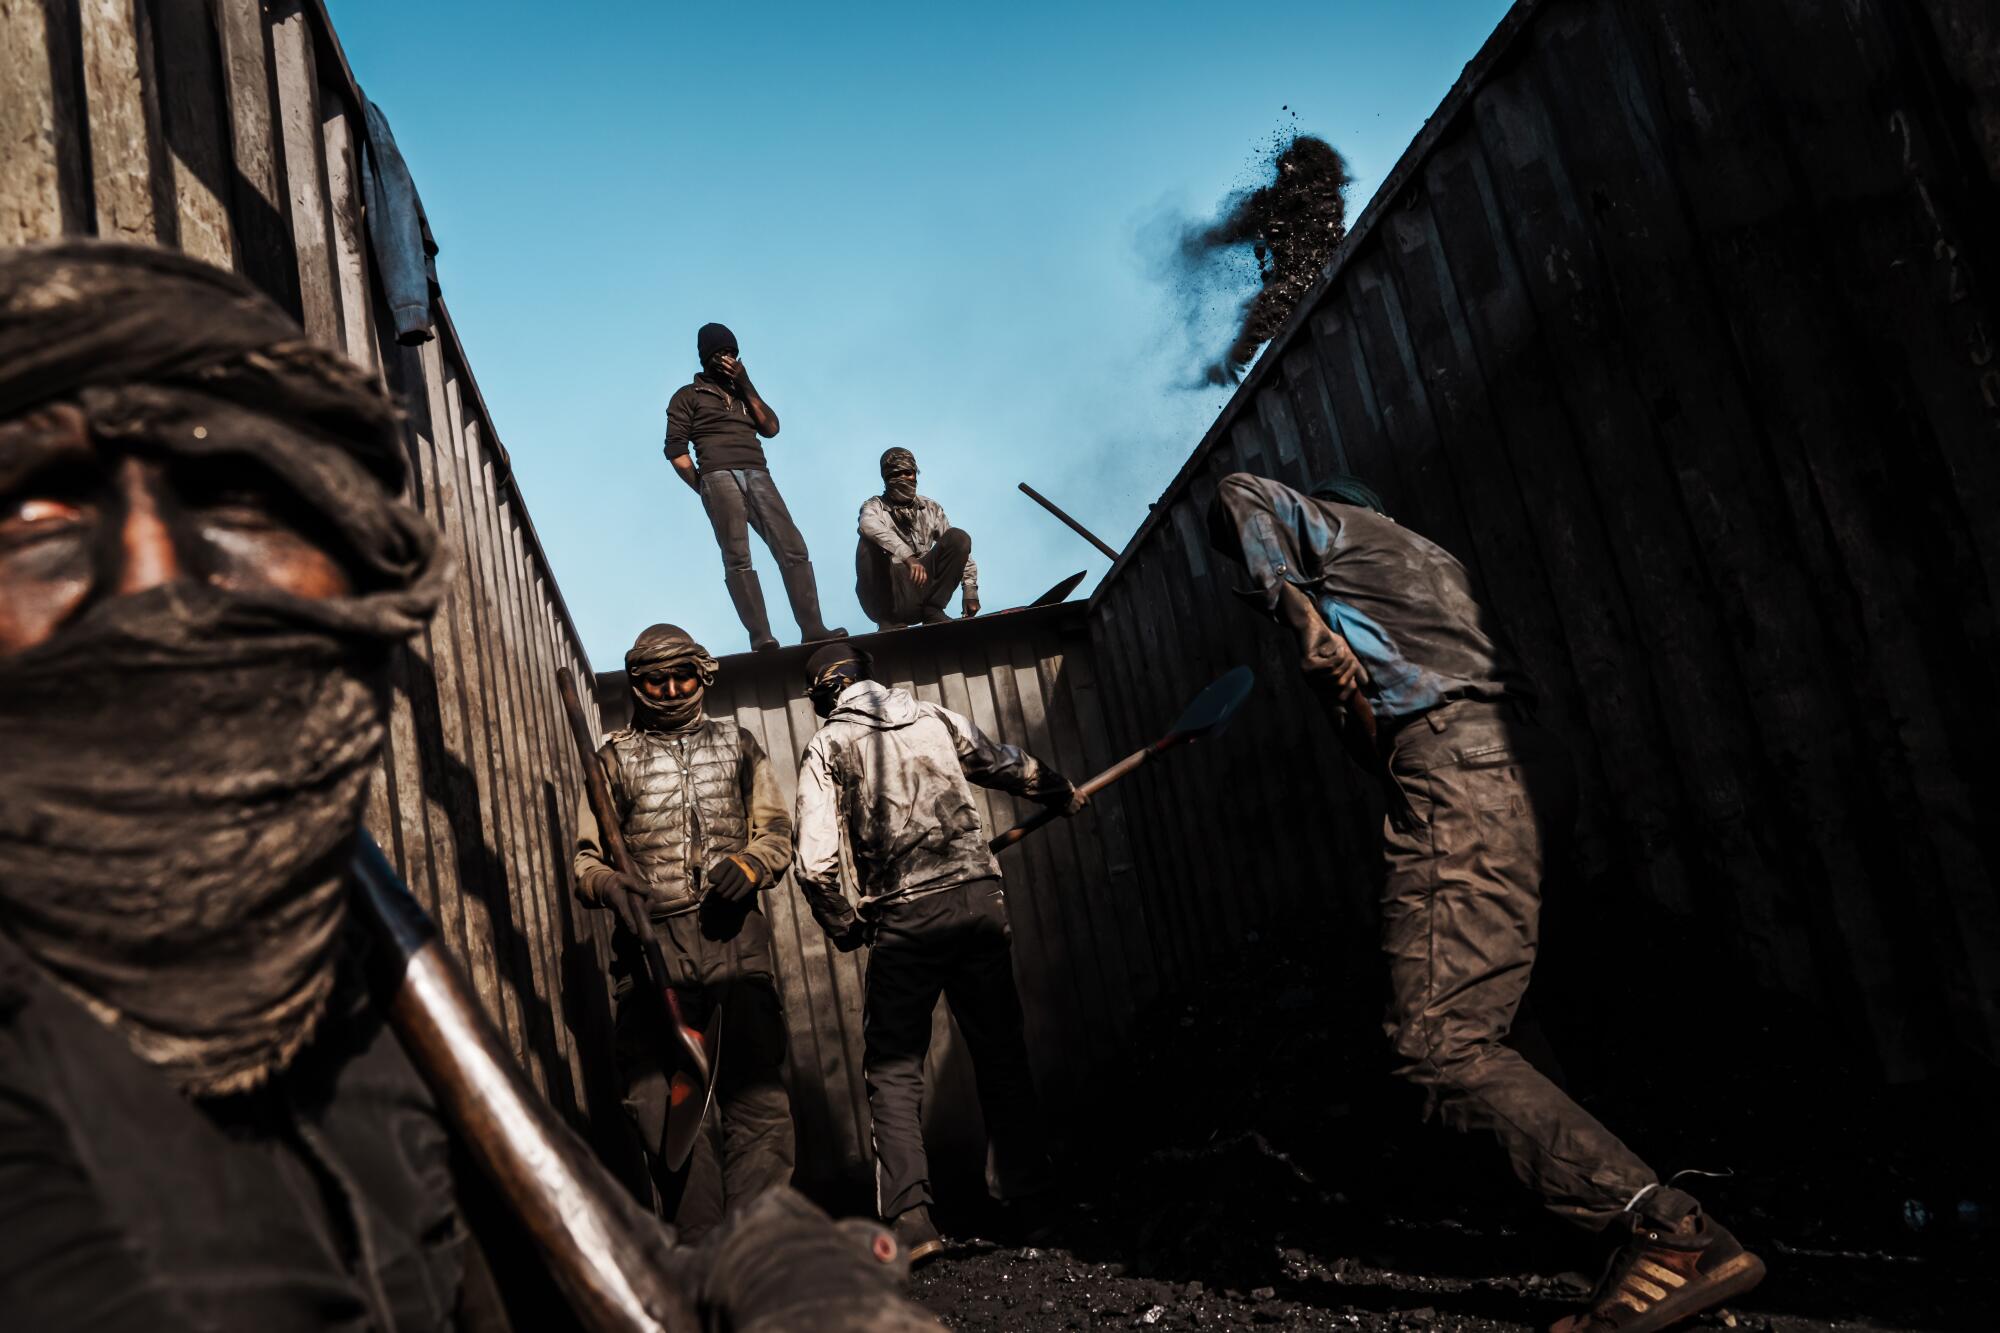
top-left (626, 622), bottom-right (719, 732)
top-left (806, 643), bottom-right (869, 718)
top-left (879, 447), bottom-right (918, 508)
top-left (0, 240), bottom-right (445, 1097)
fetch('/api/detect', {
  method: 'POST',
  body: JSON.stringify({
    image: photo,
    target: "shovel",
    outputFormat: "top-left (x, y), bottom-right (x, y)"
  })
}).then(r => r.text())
top-left (557, 669), bottom-right (720, 1171)
top-left (989, 665), bottom-right (1256, 852)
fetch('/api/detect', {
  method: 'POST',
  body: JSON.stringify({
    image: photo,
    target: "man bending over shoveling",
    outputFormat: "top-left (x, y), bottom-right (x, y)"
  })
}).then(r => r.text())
top-left (1207, 470), bottom-right (1766, 1333)
top-left (790, 642), bottom-right (1086, 1264)
top-left (574, 624), bottom-right (797, 1238)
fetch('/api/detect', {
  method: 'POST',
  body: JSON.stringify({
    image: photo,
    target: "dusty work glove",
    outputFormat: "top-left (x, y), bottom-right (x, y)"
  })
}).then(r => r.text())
top-left (691, 1186), bottom-right (942, 1331)
top-left (588, 870), bottom-right (652, 938)
top-left (707, 853), bottom-right (766, 903)
top-left (830, 919), bottom-right (870, 953)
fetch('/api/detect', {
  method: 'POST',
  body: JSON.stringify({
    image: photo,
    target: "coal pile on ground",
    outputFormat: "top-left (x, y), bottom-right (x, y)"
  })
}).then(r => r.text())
top-left (1181, 131), bottom-right (1351, 385)
top-left (907, 904), bottom-right (1985, 1331)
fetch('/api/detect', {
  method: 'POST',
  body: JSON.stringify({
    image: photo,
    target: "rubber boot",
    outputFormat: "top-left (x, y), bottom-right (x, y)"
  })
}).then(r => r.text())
top-left (725, 569), bottom-right (781, 652)
top-left (780, 561), bottom-right (847, 644)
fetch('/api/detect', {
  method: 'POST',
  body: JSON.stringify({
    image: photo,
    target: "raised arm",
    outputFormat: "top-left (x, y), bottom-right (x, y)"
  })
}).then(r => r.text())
top-left (714, 354), bottom-right (779, 437)
top-left (932, 703), bottom-right (1072, 804)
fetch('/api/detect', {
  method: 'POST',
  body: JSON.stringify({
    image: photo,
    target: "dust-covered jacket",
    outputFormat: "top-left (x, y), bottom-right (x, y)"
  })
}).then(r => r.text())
top-left (792, 680), bottom-right (1070, 936)
top-left (855, 493), bottom-right (978, 620)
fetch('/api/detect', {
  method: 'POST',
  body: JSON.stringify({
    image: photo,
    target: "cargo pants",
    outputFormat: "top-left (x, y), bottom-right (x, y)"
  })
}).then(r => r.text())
top-left (614, 895), bottom-right (796, 1241)
top-left (861, 878), bottom-right (1053, 1221)
top-left (1381, 698), bottom-right (1670, 1232)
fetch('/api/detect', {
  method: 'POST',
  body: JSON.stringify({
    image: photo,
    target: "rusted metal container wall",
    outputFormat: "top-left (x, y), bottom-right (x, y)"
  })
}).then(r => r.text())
top-left (596, 605), bottom-right (1147, 1200)
top-left (1089, 0), bottom-right (2000, 1083)
top-left (1, 0), bottom-right (619, 1129)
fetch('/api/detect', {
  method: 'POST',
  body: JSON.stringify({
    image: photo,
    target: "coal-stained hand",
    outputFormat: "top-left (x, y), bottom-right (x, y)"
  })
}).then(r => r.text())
top-left (904, 558), bottom-right (929, 588)
top-left (1298, 621), bottom-right (1362, 698)
top-left (707, 854), bottom-right (765, 903)
top-left (831, 921), bottom-right (869, 953)
top-left (961, 595), bottom-right (980, 618)
top-left (711, 353), bottom-right (744, 387)
top-left (1041, 781), bottom-right (1089, 817)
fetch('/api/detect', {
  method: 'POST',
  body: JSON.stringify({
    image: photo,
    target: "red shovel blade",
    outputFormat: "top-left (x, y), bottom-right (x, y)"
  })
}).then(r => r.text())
top-left (661, 1001), bottom-right (724, 1172)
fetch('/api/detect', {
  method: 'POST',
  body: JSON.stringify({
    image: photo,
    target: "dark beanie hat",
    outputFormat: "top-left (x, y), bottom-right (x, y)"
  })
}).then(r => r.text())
top-left (697, 322), bottom-right (737, 362)
top-left (805, 641), bottom-right (870, 681)
top-left (1309, 473), bottom-right (1387, 514)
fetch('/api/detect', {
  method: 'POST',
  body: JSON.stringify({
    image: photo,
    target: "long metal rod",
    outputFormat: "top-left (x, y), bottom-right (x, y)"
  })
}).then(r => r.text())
top-left (1018, 482), bottom-right (1121, 562)
top-left (351, 836), bottom-right (695, 1332)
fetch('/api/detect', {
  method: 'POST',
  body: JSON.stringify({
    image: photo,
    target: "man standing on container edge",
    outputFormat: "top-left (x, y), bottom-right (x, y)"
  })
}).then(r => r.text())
top-left (665, 323), bottom-right (845, 651)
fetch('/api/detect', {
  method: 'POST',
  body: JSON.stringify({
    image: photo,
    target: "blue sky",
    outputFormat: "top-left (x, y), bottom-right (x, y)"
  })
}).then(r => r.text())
top-left (326, 0), bottom-right (1511, 667)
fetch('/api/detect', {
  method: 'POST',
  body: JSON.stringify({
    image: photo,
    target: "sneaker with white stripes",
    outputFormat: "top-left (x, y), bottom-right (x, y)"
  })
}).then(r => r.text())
top-left (1549, 1211), bottom-right (1766, 1333)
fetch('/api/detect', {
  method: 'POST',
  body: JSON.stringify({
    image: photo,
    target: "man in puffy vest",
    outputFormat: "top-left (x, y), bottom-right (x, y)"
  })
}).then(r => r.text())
top-left (790, 642), bottom-right (1086, 1264)
top-left (574, 623), bottom-right (797, 1238)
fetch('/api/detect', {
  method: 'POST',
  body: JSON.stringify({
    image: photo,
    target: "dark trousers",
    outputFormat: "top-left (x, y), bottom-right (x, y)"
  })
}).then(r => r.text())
top-left (699, 467), bottom-right (810, 573)
top-left (613, 900), bottom-right (796, 1241)
top-left (1381, 699), bottom-right (1661, 1232)
top-left (886, 527), bottom-right (972, 623)
top-left (862, 879), bottom-right (1051, 1220)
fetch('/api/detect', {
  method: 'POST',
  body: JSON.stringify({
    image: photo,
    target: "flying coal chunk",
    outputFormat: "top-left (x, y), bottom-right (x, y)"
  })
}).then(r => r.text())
top-left (1184, 134), bottom-right (1351, 386)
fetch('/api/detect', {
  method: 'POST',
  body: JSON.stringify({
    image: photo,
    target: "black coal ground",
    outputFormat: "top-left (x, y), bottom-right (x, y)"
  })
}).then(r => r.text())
top-left (903, 904), bottom-right (1983, 1332)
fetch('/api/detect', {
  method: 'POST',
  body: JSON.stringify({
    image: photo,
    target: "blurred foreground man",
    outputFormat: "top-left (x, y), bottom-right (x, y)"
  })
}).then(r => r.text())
top-left (791, 642), bottom-right (1085, 1264)
top-left (665, 323), bottom-right (844, 651)
top-left (573, 623), bottom-right (797, 1237)
top-left (1207, 471), bottom-right (1765, 1333)
top-left (0, 241), bottom-right (935, 1332)
top-left (855, 447), bottom-right (978, 629)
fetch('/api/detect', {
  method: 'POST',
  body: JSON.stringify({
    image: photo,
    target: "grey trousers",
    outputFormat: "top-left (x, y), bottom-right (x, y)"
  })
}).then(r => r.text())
top-left (861, 879), bottom-right (1052, 1220)
top-left (699, 467), bottom-right (810, 573)
top-left (1381, 699), bottom-right (1664, 1232)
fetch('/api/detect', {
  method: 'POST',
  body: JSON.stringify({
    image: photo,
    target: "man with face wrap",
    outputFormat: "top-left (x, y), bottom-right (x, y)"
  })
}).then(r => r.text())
top-left (664, 324), bottom-right (845, 652)
top-left (1206, 472), bottom-right (1765, 1333)
top-left (573, 623), bottom-right (798, 1238)
top-left (0, 241), bottom-right (939, 1333)
top-left (792, 642), bottom-right (1084, 1264)
top-left (855, 447), bottom-right (978, 630)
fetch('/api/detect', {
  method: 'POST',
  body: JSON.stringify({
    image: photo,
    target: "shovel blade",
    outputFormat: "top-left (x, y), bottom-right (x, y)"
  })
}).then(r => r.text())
top-left (660, 1003), bottom-right (725, 1171)
top-left (1029, 571), bottom-right (1087, 607)
top-left (1164, 665), bottom-right (1256, 744)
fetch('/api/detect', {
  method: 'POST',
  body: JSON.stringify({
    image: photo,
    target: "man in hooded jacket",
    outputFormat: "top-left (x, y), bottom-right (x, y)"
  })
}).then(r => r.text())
top-left (790, 642), bottom-right (1086, 1263)
top-left (574, 624), bottom-right (798, 1238)
top-left (0, 241), bottom-right (937, 1333)
top-left (855, 447), bottom-right (978, 629)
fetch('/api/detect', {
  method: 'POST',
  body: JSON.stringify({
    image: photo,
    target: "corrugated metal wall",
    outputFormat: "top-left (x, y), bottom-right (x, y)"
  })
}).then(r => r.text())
top-left (1087, 0), bottom-right (2000, 1083)
top-left (2, 0), bottom-right (618, 1129)
top-left (596, 605), bottom-right (1159, 1200)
